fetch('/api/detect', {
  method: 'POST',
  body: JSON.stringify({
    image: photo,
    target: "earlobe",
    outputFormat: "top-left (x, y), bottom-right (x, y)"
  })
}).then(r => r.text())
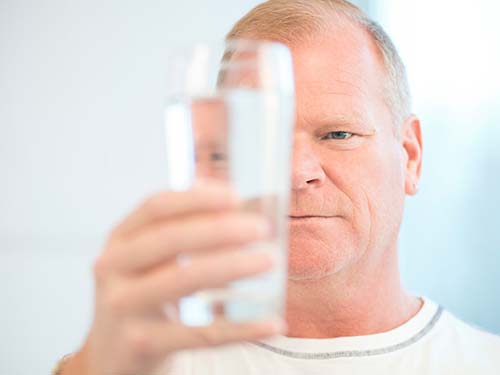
top-left (402, 115), bottom-right (423, 196)
top-left (405, 180), bottom-right (420, 195)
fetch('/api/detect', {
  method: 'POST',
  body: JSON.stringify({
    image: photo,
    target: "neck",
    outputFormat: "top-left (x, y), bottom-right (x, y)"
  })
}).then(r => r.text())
top-left (284, 246), bottom-right (422, 338)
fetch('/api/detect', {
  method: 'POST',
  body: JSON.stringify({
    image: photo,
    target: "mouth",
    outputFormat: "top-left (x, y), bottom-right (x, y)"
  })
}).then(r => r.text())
top-left (288, 215), bottom-right (337, 219)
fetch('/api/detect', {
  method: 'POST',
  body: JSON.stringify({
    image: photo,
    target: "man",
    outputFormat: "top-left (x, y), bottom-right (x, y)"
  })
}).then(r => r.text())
top-left (57, 1), bottom-right (500, 374)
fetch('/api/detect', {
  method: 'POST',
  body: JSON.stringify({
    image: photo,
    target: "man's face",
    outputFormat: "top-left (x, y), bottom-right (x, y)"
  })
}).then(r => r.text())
top-left (287, 23), bottom-right (418, 281)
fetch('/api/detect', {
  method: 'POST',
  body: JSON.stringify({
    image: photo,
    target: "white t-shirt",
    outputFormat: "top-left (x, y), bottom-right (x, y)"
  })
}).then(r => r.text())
top-left (164, 297), bottom-right (500, 374)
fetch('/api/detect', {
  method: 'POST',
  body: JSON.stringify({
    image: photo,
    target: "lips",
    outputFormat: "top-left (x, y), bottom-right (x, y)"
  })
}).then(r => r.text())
top-left (288, 215), bottom-right (337, 219)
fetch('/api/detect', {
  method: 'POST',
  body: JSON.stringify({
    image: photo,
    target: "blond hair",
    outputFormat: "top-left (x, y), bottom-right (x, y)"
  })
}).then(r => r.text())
top-left (226, 0), bottom-right (411, 126)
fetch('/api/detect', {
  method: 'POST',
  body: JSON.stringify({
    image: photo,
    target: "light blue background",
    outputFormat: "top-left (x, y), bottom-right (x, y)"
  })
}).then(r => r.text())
top-left (1, 1), bottom-right (498, 374)
top-left (374, 0), bottom-right (500, 336)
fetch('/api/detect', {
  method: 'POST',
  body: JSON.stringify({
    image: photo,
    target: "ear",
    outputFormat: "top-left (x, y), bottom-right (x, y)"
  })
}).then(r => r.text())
top-left (401, 115), bottom-right (423, 196)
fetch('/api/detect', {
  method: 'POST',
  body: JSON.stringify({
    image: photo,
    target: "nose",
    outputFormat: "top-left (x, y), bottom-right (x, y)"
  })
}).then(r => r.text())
top-left (291, 135), bottom-right (326, 190)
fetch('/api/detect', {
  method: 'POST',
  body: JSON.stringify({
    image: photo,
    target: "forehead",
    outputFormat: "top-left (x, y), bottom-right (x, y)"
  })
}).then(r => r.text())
top-left (290, 23), bottom-right (387, 125)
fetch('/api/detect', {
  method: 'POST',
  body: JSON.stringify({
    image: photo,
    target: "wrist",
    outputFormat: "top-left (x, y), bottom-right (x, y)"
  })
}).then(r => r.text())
top-left (53, 346), bottom-right (89, 375)
top-left (52, 353), bottom-right (74, 375)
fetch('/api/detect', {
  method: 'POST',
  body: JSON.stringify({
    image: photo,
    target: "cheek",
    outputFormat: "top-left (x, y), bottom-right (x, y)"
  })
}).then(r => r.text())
top-left (360, 142), bottom-right (406, 239)
top-left (287, 218), bottom-right (367, 279)
top-left (285, 139), bottom-right (406, 280)
top-left (320, 142), bottom-right (404, 246)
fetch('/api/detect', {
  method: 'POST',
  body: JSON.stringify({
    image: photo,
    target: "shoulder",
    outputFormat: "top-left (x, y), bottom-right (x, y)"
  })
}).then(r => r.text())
top-left (438, 309), bottom-right (500, 349)
top-left (429, 306), bottom-right (500, 372)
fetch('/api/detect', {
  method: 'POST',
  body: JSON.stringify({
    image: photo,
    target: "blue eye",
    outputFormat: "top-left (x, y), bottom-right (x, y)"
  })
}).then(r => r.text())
top-left (322, 131), bottom-right (353, 140)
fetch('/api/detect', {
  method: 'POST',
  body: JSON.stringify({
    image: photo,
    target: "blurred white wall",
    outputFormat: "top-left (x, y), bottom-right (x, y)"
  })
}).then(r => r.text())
top-left (4, 1), bottom-right (498, 374)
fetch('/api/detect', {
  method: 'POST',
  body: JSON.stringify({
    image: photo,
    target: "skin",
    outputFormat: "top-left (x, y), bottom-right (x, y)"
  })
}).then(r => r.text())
top-left (61, 20), bottom-right (423, 375)
top-left (62, 183), bottom-right (285, 375)
top-left (285, 21), bottom-right (423, 337)
top-left (192, 98), bottom-right (229, 181)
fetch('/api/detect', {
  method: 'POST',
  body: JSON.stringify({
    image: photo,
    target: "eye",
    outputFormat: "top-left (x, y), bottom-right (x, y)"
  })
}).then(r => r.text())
top-left (210, 152), bottom-right (227, 162)
top-left (322, 131), bottom-right (354, 140)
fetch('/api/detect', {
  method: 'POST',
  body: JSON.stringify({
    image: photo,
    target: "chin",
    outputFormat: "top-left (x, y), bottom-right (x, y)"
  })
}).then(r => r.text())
top-left (287, 234), bottom-right (359, 281)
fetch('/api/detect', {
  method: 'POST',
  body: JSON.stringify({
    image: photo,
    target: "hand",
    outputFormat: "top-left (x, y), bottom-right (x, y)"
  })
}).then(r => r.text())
top-left (64, 181), bottom-right (285, 375)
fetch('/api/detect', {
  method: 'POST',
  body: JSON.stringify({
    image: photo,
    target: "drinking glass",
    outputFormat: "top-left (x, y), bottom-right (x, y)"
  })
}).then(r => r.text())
top-left (163, 39), bottom-right (295, 326)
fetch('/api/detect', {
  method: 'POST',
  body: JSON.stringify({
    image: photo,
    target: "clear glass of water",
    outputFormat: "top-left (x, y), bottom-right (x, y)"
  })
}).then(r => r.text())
top-left (163, 39), bottom-right (295, 326)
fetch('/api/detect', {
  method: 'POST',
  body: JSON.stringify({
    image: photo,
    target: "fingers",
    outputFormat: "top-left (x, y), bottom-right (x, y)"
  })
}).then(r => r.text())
top-left (108, 212), bottom-right (271, 274)
top-left (87, 181), bottom-right (284, 375)
top-left (180, 318), bottom-right (286, 349)
top-left (126, 318), bottom-right (286, 361)
top-left (109, 249), bottom-right (275, 313)
top-left (114, 180), bottom-right (238, 237)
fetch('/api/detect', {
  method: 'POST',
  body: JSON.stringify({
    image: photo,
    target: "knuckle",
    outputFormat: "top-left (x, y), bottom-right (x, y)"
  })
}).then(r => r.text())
top-left (94, 235), bottom-right (123, 282)
top-left (172, 266), bottom-right (201, 295)
top-left (106, 288), bottom-right (130, 315)
top-left (196, 325), bottom-right (220, 346)
top-left (186, 270), bottom-right (204, 293)
top-left (156, 224), bottom-right (174, 244)
top-left (143, 193), bottom-right (168, 217)
top-left (108, 227), bottom-right (122, 242)
top-left (123, 325), bottom-right (154, 360)
top-left (93, 255), bottom-right (111, 282)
